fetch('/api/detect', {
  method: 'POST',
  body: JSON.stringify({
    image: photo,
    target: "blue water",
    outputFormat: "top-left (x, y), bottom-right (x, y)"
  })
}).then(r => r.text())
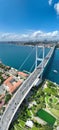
top-left (0, 43), bottom-right (59, 84)
top-left (45, 49), bottom-right (59, 84)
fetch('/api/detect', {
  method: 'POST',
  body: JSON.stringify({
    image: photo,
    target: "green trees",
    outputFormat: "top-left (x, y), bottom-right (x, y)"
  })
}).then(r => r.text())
top-left (5, 91), bottom-right (11, 104)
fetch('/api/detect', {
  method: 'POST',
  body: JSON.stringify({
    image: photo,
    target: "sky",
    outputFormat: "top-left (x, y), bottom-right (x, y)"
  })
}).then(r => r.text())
top-left (0, 0), bottom-right (59, 41)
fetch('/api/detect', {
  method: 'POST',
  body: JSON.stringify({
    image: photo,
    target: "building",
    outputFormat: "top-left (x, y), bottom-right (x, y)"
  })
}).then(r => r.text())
top-left (25, 120), bottom-right (33, 128)
top-left (3, 76), bottom-right (22, 94)
top-left (18, 71), bottom-right (28, 78)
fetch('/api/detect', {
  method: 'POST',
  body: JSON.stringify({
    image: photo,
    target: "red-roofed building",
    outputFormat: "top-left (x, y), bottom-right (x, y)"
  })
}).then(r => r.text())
top-left (3, 76), bottom-right (22, 94)
top-left (18, 71), bottom-right (28, 77)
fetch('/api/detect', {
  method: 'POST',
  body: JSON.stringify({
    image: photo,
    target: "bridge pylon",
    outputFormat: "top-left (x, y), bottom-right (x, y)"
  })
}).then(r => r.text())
top-left (35, 45), bottom-right (45, 79)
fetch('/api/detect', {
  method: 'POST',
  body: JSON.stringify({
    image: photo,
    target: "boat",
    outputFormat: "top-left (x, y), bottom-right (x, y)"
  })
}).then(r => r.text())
top-left (53, 70), bottom-right (58, 73)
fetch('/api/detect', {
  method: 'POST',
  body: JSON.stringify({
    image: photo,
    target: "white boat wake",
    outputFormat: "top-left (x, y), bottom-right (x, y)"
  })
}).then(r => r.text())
top-left (53, 70), bottom-right (58, 73)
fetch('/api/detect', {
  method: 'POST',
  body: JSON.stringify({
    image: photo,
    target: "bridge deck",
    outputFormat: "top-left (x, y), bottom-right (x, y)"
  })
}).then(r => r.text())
top-left (0, 46), bottom-right (55, 130)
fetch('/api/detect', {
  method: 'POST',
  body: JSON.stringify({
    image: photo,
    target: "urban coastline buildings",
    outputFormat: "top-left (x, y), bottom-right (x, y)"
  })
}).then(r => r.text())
top-left (0, 62), bottom-right (28, 118)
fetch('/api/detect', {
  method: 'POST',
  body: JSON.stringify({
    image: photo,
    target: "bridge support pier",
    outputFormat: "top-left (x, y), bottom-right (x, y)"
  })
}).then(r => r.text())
top-left (35, 45), bottom-right (45, 80)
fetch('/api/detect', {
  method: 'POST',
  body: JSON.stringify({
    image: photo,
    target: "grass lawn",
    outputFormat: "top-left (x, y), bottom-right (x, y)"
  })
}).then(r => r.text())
top-left (37, 109), bottom-right (56, 125)
top-left (32, 126), bottom-right (39, 130)
top-left (45, 96), bottom-right (49, 103)
top-left (18, 119), bottom-right (25, 127)
top-left (50, 108), bottom-right (59, 119)
top-left (38, 126), bottom-right (53, 130)
top-left (14, 124), bottom-right (21, 130)
top-left (52, 97), bottom-right (58, 104)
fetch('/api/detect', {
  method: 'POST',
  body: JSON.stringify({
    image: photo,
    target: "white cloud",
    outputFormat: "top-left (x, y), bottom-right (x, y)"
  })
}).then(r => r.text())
top-left (54, 2), bottom-right (59, 15)
top-left (48, 0), bottom-right (52, 5)
top-left (0, 30), bottom-right (59, 41)
top-left (0, 33), bottom-right (29, 41)
top-left (30, 30), bottom-right (59, 41)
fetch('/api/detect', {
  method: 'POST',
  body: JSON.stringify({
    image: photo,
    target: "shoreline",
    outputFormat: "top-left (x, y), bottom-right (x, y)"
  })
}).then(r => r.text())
top-left (0, 42), bottom-right (58, 48)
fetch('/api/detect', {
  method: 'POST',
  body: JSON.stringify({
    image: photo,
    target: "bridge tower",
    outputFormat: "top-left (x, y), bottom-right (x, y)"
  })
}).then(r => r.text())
top-left (35, 45), bottom-right (45, 79)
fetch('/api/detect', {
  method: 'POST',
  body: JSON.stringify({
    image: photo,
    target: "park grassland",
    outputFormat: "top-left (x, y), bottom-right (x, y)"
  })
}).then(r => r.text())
top-left (37, 109), bottom-right (56, 125)
top-left (50, 108), bottom-right (59, 118)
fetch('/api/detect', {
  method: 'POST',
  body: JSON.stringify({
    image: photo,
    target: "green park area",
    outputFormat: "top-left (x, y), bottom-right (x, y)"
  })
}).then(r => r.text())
top-left (9, 80), bottom-right (59, 130)
top-left (37, 109), bottom-right (56, 125)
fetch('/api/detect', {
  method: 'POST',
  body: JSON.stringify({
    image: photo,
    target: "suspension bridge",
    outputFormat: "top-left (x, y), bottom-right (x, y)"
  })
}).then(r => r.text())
top-left (0, 44), bottom-right (55, 130)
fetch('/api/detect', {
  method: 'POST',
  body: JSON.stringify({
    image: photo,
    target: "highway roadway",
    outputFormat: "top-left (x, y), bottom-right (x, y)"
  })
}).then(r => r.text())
top-left (0, 45), bottom-right (55, 130)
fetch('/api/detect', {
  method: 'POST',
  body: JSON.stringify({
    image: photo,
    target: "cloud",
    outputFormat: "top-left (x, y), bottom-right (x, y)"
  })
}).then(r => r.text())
top-left (0, 33), bottom-right (29, 41)
top-left (0, 30), bottom-right (59, 41)
top-left (54, 2), bottom-right (59, 15)
top-left (48, 0), bottom-right (52, 5)
top-left (30, 30), bottom-right (59, 41)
